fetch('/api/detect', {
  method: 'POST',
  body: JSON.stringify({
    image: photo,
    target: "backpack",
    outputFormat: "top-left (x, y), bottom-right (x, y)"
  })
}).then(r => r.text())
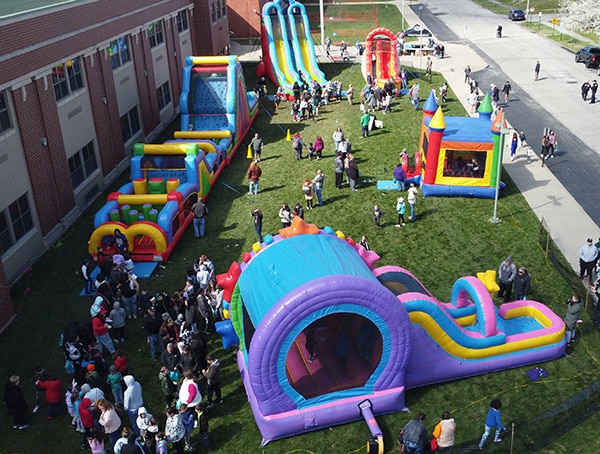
top-left (302, 185), bottom-right (310, 195)
top-left (292, 137), bottom-right (301, 150)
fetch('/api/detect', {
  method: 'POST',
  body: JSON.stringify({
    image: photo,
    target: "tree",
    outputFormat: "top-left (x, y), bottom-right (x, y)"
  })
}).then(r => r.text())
top-left (560, 0), bottom-right (600, 36)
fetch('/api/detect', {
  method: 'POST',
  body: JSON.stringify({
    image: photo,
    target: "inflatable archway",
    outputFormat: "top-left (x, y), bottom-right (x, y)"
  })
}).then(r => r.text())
top-left (362, 28), bottom-right (401, 87)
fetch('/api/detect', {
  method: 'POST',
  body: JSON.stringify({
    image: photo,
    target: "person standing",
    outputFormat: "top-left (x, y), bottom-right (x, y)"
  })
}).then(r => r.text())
top-left (143, 306), bottom-right (163, 360)
top-left (564, 295), bottom-right (584, 345)
top-left (479, 399), bottom-right (506, 449)
top-left (410, 83), bottom-right (421, 110)
top-left (165, 407), bottom-right (186, 454)
top-left (314, 135), bottom-right (324, 160)
top-left (581, 81), bottom-right (591, 101)
top-left (393, 163), bottom-right (406, 191)
top-left (464, 65), bottom-right (472, 83)
top-left (395, 197), bottom-right (407, 227)
top-left (579, 238), bottom-right (599, 283)
top-left (373, 205), bottom-right (383, 229)
top-left (278, 203), bottom-right (292, 228)
top-left (312, 169), bottom-right (325, 206)
top-left (514, 267), bottom-right (531, 300)
top-left (400, 413), bottom-right (429, 454)
top-left (250, 133), bottom-right (263, 162)
top-left (360, 110), bottom-right (370, 138)
top-left (534, 60), bottom-right (540, 81)
top-left (302, 178), bottom-right (316, 208)
top-left (407, 183), bottom-right (418, 221)
top-left (502, 80), bottom-right (512, 103)
top-left (432, 411), bottom-right (456, 454)
top-left (510, 132), bottom-right (518, 162)
top-left (191, 199), bottom-right (208, 238)
top-left (3, 375), bottom-right (29, 429)
top-left (359, 235), bottom-right (370, 250)
top-left (347, 83), bottom-right (354, 105)
top-left (123, 375), bottom-right (144, 437)
top-left (547, 130), bottom-right (557, 158)
top-left (97, 398), bottom-right (122, 449)
top-left (497, 256), bottom-right (517, 303)
top-left (334, 152), bottom-right (344, 189)
top-left (590, 80), bottom-right (598, 104)
top-left (247, 161), bottom-right (262, 195)
top-left (346, 158), bottom-right (359, 192)
top-left (251, 209), bottom-right (263, 243)
top-left (202, 354), bottom-right (222, 407)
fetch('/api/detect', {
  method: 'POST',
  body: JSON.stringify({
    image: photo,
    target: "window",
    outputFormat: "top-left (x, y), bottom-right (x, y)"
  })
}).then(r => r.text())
top-left (0, 91), bottom-right (11, 134)
top-left (221, 0), bottom-right (227, 18)
top-left (109, 36), bottom-right (131, 69)
top-left (216, 0), bottom-right (222, 20)
top-left (68, 141), bottom-right (98, 190)
top-left (120, 106), bottom-right (141, 144)
top-left (157, 81), bottom-right (171, 111)
top-left (52, 57), bottom-right (84, 101)
top-left (148, 21), bottom-right (164, 48)
top-left (210, 4), bottom-right (216, 24)
top-left (176, 10), bottom-right (189, 33)
top-left (0, 194), bottom-right (34, 255)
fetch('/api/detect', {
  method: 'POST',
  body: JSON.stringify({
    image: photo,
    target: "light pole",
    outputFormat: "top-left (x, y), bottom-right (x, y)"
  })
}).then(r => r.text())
top-left (402, 0), bottom-right (405, 31)
top-left (490, 124), bottom-right (510, 224)
top-left (319, 0), bottom-right (324, 48)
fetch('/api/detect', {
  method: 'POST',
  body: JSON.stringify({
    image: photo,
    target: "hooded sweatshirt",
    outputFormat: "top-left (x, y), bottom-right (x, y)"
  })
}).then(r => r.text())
top-left (123, 375), bottom-right (143, 412)
top-left (110, 302), bottom-right (126, 329)
top-left (79, 398), bottom-right (94, 429)
top-left (136, 407), bottom-right (153, 432)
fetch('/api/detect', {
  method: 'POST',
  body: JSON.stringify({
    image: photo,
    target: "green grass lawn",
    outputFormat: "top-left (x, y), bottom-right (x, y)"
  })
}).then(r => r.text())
top-left (1, 57), bottom-right (598, 453)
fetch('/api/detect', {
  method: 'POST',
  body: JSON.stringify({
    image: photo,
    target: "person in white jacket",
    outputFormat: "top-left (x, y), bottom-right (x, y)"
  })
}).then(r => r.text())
top-left (123, 375), bottom-right (144, 437)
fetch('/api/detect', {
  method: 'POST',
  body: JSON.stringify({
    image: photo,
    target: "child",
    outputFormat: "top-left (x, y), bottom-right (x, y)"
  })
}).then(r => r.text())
top-left (114, 350), bottom-right (128, 376)
top-left (307, 143), bottom-right (315, 160)
top-left (146, 416), bottom-right (159, 454)
top-left (85, 364), bottom-right (101, 389)
top-left (37, 373), bottom-right (64, 419)
top-left (479, 398), bottom-right (506, 449)
top-left (72, 390), bottom-right (85, 432)
top-left (373, 205), bottom-right (383, 229)
top-left (202, 354), bottom-right (222, 407)
top-left (65, 380), bottom-right (76, 427)
top-left (526, 146), bottom-right (534, 164)
top-left (30, 365), bottom-right (49, 413)
top-left (305, 329), bottom-right (317, 362)
top-left (395, 197), bottom-right (407, 227)
top-left (136, 406), bottom-right (153, 440)
top-left (87, 341), bottom-right (106, 374)
top-left (155, 432), bottom-right (168, 454)
top-left (196, 404), bottom-right (210, 448)
top-left (179, 403), bottom-right (195, 451)
top-left (88, 429), bottom-right (105, 454)
top-left (106, 365), bottom-right (123, 406)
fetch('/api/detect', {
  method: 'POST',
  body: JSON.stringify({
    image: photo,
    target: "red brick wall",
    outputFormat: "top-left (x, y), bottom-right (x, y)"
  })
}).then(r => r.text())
top-left (131, 31), bottom-right (160, 136)
top-left (166, 16), bottom-right (183, 110)
top-left (11, 81), bottom-right (75, 234)
top-left (0, 261), bottom-right (15, 333)
top-left (84, 52), bottom-right (125, 175)
top-left (227, 0), bottom-right (263, 39)
top-left (192, 0), bottom-right (231, 55)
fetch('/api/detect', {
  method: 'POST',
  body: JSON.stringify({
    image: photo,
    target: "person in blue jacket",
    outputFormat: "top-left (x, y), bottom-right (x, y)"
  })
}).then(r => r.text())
top-left (479, 398), bottom-right (506, 449)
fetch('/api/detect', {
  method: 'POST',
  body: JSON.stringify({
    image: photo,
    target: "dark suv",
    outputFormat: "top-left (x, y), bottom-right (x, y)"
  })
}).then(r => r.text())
top-left (575, 46), bottom-right (600, 68)
top-left (508, 9), bottom-right (525, 21)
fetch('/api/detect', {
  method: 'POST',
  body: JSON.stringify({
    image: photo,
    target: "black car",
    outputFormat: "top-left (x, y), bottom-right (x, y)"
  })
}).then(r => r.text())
top-left (575, 46), bottom-right (600, 68)
top-left (402, 24), bottom-right (432, 37)
top-left (508, 9), bottom-right (526, 21)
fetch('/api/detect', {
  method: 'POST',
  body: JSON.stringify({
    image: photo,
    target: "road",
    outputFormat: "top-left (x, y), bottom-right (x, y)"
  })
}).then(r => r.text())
top-left (411, 0), bottom-right (600, 227)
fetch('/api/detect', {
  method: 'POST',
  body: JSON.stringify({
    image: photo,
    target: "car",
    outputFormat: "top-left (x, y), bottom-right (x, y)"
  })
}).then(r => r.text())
top-left (575, 46), bottom-right (600, 68)
top-left (402, 24), bottom-right (432, 38)
top-left (508, 9), bottom-right (526, 21)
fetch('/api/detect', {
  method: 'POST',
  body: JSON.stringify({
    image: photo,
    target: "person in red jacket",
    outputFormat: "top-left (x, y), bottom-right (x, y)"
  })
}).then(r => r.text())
top-left (79, 397), bottom-right (95, 450)
top-left (37, 373), bottom-right (64, 419)
top-left (91, 300), bottom-right (115, 355)
top-left (114, 350), bottom-right (128, 376)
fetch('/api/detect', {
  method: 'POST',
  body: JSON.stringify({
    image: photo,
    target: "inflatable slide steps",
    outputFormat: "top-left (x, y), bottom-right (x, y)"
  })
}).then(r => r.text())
top-left (193, 77), bottom-right (227, 114)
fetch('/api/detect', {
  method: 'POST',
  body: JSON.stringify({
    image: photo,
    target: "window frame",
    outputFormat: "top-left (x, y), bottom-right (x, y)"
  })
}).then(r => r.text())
top-left (109, 36), bottom-right (131, 70)
top-left (176, 10), bottom-right (189, 33)
top-left (0, 194), bottom-right (34, 255)
top-left (0, 91), bottom-right (12, 134)
top-left (156, 81), bottom-right (172, 111)
top-left (52, 57), bottom-right (85, 101)
top-left (148, 21), bottom-right (165, 48)
top-left (120, 106), bottom-right (141, 144)
top-left (68, 141), bottom-right (98, 190)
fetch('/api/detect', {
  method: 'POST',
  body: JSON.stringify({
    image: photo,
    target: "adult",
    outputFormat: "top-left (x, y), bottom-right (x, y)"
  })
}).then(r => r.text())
top-left (497, 256), bottom-right (517, 303)
top-left (250, 133), bottom-right (263, 162)
top-left (579, 238), bottom-right (599, 283)
top-left (502, 80), bottom-right (512, 103)
top-left (251, 208), bottom-right (263, 243)
top-left (109, 228), bottom-right (128, 253)
top-left (510, 132), bottom-right (518, 162)
top-left (400, 413), bottom-right (429, 454)
top-left (346, 157), bottom-right (359, 192)
top-left (79, 398), bottom-right (94, 449)
top-left (278, 203), bottom-right (292, 228)
top-left (202, 354), bottom-right (222, 407)
top-left (302, 178), bottom-right (316, 208)
top-left (312, 169), bottom-right (325, 206)
top-left (3, 375), bottom-right (29, 429)
top-left (534, 60), bottom-right (540, 81)
top-left (118, 273), bottom-right (138, 319)
top-left (360, 111), bottom-right (370, 138)
top-left (410, 83), bottom-right (420, 110)
top-left (347, 83), bottom-right (354, 105)
top-left (97, 398), bottom-right (122, 448)
top-left (161, 342), bottom-right (182, 374)
top-left (547, 130), bottom-right (557, 159)
top-left (407, 183), bottom-right (418, 221)
top-left (496, 24), bottom-right (502, 38)
top-left (142, 306), bottom-right (163, 360)
top-left (123, 375), bottom-right (144, 437)
top-left (432, 411), bottom-right (456, 454)
top-left (393, 163), bottom-right (406, 192)
top-left (91, 302), bottom-right (115, 355)
top-left (513, 267), bottom-right (531, 300)
top-left (334, 153), bottom-right (344, 189)
top-left (80, 383), bottom-right (105, 405)
top-left (191, 199), bottom-right (208, 238)
top-left (115, 430), bottom-right (144, 454)
top-left (332, 127), bottom-right (344, 153)
top-left (313, 135), bottom-right (324, 160)
top-left (247, 161), bottom-right (262, 195)
top-left (165, 407), bottom-right (186, 454)
top-left (464, 65), bottom-right (472, 83)
top-left (581, 81), bottom-right (590, 101)
top-left (591, 80), bottom-right (598, 104)
top-left (467, 91), bottom-right (478, 114)
top-left (179, 370), bottom-right (202, 410)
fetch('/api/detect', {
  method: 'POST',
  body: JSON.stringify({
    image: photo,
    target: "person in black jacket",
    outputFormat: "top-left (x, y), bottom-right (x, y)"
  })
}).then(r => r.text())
top-left (513, 267), bottom-right (531, 300)
top-left (3, 375), bottom-right (29, 429)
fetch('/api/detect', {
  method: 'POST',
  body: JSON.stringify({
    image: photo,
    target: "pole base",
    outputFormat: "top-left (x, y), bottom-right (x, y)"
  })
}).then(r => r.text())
top-left (488, 217), bottom-right (502, 224)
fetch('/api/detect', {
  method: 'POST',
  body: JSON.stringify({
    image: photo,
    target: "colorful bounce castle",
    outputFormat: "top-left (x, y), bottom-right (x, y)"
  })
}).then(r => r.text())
top-left (361, 28), bottom-right (401, 88)
top-left (215, 218), bottom-right (566, 444)
top-left (88, 56), bottom-right (258, 262)
top-left (260, 0), bottom-right (327, 90)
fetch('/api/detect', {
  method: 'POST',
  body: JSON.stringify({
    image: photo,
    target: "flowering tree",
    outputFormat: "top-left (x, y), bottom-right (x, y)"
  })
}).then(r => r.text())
top-left (560, 0), bottom-right (600, 35)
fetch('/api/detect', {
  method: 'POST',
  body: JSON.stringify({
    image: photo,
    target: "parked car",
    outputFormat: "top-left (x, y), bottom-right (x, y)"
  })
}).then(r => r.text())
top-left (575, 46), bottom-right (600, 68)
top-left (402, 24), bottom-right (432, 37)
top-left (508, 9), bottom-right (526, 21)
